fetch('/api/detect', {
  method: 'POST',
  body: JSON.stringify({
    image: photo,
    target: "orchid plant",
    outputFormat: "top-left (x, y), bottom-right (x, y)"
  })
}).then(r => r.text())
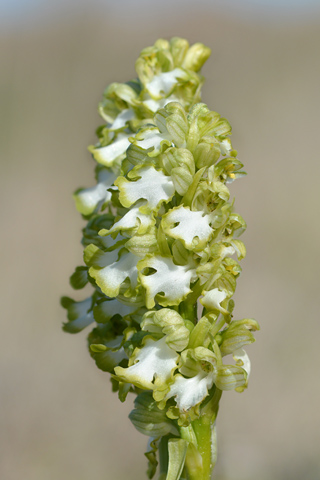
top-left (62, 37), bottom-right (259, 480)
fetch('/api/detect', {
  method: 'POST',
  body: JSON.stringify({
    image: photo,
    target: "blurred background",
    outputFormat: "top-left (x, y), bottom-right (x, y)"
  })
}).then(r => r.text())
top-left (1, 0), bottom-right (320, 479)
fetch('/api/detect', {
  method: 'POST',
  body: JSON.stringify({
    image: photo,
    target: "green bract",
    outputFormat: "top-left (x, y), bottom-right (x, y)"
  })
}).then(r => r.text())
top-left (62, 37), bottom-right (258, 480)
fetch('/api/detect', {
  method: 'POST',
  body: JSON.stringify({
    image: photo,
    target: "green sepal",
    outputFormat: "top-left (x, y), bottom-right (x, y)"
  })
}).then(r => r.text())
top-left (129, 391), bottom-right (179, 437)
top-left (157, 224), bottom-right (172, 257)
top-left (227, 318), bottom-right (260, 332)
top-left (172, 240), bottom-right (190, 266)
top-left (125, 229), bottom-right (159, 257)
top-left (160, 147), bottom-right (195, 179)
top-left (126, 143), bottom-right (150, 166)
top-left (160, 102), bottom-right (189, 147)
top-left (187, 104), bottom-right (231, 155)
top-left (69, 266), bottom-right (88, 290)
top-left (170, 37), bottom-right (189, 67)
top-left (171, 167), bottom-right (193, 196)
top-left (141, 308), bottom-right (190, 352)
top-left (231, 239), bottom-right (246, 260)
top-left (226, 213), bottom-right (247, 238)
top-left (214, 364), bottom-right (247, 391)
top-left (182, 43), bottom-right (211, 72)
top-left (188, 317), bottom-right (212, 349)
top-left (219, 325), bottom-right (255, 356)
top-left (118, 381), bottom-right (131, 402)
top-left (193, 140), bottom-right (221, 169)
top-left (182, 167), bottom-right (206, 206)
top-left (219, 318), bottom-right (259, 357)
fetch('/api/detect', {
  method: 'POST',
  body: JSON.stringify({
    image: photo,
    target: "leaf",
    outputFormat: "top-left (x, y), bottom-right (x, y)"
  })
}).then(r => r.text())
top-left (166, 439), bottom-right (188, 480)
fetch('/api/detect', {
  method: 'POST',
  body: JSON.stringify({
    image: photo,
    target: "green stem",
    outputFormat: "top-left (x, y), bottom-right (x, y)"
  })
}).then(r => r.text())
top-left (179, 388), bottom-right (222, 480)
top-left (192, 417), bottom-right (213, 480)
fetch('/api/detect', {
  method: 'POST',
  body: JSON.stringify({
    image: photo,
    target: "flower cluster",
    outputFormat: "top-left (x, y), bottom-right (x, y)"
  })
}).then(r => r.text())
top-left (62, 37), bottom-right (258, 480)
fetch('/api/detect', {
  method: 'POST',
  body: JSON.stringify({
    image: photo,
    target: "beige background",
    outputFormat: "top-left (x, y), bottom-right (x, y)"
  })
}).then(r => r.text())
top-left (1, 3), bottom-right (320, 479)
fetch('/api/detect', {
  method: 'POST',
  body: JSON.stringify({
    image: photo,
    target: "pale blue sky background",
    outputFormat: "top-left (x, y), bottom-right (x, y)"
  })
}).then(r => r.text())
top-left (1, 0), bottom-right (320, 30)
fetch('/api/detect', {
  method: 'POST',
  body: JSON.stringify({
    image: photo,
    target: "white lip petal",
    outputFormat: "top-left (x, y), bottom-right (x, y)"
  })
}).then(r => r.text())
top-left (90, 249), bottom-right (139, 297)
top-left (115, 336), bottom-right (178, 389)
top-left (139, 255), bottom-right (195, 308)
top-left (200, 288), bottom-right (228, 314)
top-left (220, 138), bottom-right (232, 155)
top-left (166, 372), bottom-right (214, 411)
top-left (163, 206), bottom-right (213, 249)
top-left (233, 347), bottom-right (251, 377)
top-left (120, 166), bottom-right (174, 210)
top-left (92, 133), bottom-right (130, 167)
top-left (74, 169), bottom-right (117, 216)
top-left (136, 131), bottom-right (171, 151)
top-left (109, 201), bottom-right (154, 234)
top-left (146, 68), bottom-right (186, 98)
top-left (143, 95), bottom-right (180, 113)
top-left (76, 183), bottom-right (111, 212)
top-left (96, 299), bottom-right (138, 321)
top-left (110, 109), bottom-right (135, 131)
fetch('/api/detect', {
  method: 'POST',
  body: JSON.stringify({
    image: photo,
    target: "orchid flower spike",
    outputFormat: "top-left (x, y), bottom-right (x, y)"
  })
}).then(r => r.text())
top-left (62, 37), bottom-right (259, 480)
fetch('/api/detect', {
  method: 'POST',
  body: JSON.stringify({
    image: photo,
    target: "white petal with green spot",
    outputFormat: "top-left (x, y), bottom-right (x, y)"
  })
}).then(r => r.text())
top-left (146, 68), bottom-right (186, 98)
top-left (115, 336), bottom-right (178, 390)
top-left (96, 299), bottom-right (138, 321)
top-left (92, 133), bottom-right (130, 167)
top-left (109, 201), bottom-right (154, 234)
top-left (74, 169), bottom-right (117, 216)
top-left (119, 167), bottom-right (174, 210)
top-left (163, 206), bottom-right (213, 249)
top-left (110, 109), bottom-right (135, 131)
top-left (136, 131), bottom-right (171, 151)
top-left (233, 347), bottom-right (251, 377)
top-left (166, 372), bottom-right (214, 411)
top-left (89, 249), bottom-right (139, 297)
top-left (139, 255), bottom-right (195, 308)
top-left (143, 95), bottom-right (179, 113)
top-left (200, 288), bottom-right (228, 314)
